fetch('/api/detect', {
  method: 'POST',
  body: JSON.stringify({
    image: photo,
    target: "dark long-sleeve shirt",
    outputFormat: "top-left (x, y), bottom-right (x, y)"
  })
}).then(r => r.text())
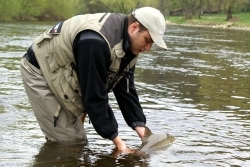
top-left (73, 29), bottom-right (146, 140)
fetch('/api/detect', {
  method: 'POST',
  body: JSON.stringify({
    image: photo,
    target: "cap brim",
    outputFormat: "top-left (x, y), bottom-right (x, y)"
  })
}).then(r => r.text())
top-left (149, 31), bottom-right (168, 50)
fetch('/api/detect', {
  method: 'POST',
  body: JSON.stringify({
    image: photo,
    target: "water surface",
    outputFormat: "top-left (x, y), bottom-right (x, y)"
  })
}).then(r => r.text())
top-left (0, 22), bottom-right (249, 167)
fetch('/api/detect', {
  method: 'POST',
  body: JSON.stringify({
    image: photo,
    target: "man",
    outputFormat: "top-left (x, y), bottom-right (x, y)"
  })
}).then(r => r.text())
top-left (20, 6), bottom-right (167, 153)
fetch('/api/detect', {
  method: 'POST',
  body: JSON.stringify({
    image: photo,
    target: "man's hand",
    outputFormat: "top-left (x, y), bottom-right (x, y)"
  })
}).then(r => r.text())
top-left (112, 135), bottom-right (127, 151)
top-left (80, 112), bottom-right (87, 124)
top-left (111, 147), bottom-right (135, 156)
top-left (111, 135), bottom-right (135, 156)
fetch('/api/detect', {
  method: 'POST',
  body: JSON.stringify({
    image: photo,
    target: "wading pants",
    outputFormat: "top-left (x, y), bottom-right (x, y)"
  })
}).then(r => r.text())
top-left (20, 55), bottom-right (87, 143)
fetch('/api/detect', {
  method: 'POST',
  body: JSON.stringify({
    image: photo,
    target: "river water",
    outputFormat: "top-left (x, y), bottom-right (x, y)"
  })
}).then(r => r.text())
top-left (0, 22), bottom-right (249, 167)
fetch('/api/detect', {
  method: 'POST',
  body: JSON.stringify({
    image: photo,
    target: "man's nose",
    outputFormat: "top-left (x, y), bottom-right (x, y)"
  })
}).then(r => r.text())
top-left (145, 43), bottom-right (153, 51)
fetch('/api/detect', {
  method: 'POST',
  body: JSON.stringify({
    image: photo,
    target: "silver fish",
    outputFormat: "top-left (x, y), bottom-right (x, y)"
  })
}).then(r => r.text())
top-left (138, 127), bottom-right (175, 152)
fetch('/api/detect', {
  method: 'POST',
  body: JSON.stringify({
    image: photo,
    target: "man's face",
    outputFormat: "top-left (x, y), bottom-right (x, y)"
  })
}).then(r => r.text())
top-left (128, 22), bottom-right (154, 55)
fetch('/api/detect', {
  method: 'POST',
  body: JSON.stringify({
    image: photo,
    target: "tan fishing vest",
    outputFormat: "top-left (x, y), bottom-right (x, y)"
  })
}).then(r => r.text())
top-left (33, 13), bottom-right (139, 124)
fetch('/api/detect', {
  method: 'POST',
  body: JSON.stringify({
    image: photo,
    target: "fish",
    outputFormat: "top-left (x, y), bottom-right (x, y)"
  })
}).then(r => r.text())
top-left (138, 127), bottom-right (175, 152)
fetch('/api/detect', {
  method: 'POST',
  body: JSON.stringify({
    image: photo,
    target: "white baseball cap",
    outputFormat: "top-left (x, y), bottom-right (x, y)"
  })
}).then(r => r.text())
top-left (132, 7), bottom-right (167, 50)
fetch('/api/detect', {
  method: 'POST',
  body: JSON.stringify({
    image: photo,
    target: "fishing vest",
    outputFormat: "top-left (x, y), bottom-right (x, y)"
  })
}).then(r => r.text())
top-left (33, 13), bottom-right (139, 124)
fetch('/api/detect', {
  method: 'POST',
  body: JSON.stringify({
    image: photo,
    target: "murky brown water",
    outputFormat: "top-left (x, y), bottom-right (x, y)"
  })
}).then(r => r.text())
top-left (0, 22), bottom-right (250, 167)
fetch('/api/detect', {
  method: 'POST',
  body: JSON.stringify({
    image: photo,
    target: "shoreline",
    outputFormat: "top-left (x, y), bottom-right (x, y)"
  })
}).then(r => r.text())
top-left (166, 20), bottom-right (250, 31)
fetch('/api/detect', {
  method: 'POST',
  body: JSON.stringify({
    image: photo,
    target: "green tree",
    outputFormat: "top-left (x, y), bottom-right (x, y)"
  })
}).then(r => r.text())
top-left (247, 0), bottom-right (250, 11)
top-left (3, 0), bottom-right (248, 21)
top-left (181, 0), bottom-right (202, 19)
top-left (169, 0), bottom-right (249, 21)
top-left (0, 0), bottom-right (77, 21)
top-left (104, 0), bottom-right (142, 13)
top-left (224, 0), bottom-right (237, 20)
top-left (169, 0), bottom-right (205, 19)
top-left (14, 0), bottom-right (46, 20)
top-left (217, 0), bottom-right (248, 20)
top-left (75, 0), bottom-right (108, 13)
top-left (37, 0), bottom-right (76, 20)
top-left (76, 0), bottom-right (143, 14)
top-left (75, 0), bottom-right (162, 14)
top-left (0, 0), bottom-right (17, 20)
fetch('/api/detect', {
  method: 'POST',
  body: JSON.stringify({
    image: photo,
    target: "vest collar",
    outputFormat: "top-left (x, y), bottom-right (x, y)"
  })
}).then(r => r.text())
top-left (123, 17), bottom-right (131, 53)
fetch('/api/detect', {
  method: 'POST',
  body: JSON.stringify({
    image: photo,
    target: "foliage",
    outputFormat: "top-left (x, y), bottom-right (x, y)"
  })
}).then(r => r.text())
top-left (0, 0), bottom-right (77, 21)
top-left (36, 0), bottom-right (76, 20)
top-left (0, 0), bottom-right (249, 21)
top-left (0, 0), bottom-right (168, 21)
top-left (168, 0), bottom-right (250, 21)
top-left (75, 0), bottom-right (157, 14)
top-left (168, 12), bottom-right (250, 27)
top-left (0, 0), bottom-right (17, 20)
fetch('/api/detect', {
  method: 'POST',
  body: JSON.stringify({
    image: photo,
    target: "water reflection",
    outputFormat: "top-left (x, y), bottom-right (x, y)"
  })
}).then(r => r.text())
top-left (33, 142), bottom-right (149, 167)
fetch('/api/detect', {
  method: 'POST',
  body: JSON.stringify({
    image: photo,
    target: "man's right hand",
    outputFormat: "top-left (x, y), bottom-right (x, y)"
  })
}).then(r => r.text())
top-left (112, 135), bottom-right (135, 156)
top-left (112, 135), bottom-right (127, 150)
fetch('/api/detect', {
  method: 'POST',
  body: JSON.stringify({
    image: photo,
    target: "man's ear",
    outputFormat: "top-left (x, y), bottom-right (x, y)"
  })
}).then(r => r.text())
top-left (129, 22), bottom-right (140, 33)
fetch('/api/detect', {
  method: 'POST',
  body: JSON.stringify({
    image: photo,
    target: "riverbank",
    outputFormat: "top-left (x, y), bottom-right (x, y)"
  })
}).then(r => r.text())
top-left (166, 12), bottom-right (250, 31)
top-left (166, 21), bottom-right (250, 31)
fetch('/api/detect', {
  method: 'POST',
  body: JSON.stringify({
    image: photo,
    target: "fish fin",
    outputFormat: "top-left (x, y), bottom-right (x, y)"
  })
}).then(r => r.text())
top-left (144, 127), bottom-right (153, 137)
top-left (148, 134), bottom-right (175, 149)
top-left (138, 142), bottom-right (147, 151)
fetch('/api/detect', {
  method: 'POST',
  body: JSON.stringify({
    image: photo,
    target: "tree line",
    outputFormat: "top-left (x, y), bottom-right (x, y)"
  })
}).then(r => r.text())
top-left (0, 0), bottom-right (249, 21)
top-left (169, 0), bottom-right (250, 20)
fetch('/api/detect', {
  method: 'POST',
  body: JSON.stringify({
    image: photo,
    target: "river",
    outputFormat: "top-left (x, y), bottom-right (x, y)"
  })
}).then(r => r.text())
top-left (0, 21), bottom-right (249, 167)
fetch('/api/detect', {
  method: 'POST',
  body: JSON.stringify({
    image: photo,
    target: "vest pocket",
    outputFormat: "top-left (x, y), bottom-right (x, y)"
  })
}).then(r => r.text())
top-left (109, 48), bottom-right (124, 72)
top-left (51, 63), bottom-right (84, 122)
top-left (46, 46), bottom-right (72, 72)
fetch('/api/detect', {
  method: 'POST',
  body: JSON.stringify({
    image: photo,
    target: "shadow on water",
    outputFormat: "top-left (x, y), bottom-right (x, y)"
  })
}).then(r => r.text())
top-left (33, 142), bottom-right (150, 167)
